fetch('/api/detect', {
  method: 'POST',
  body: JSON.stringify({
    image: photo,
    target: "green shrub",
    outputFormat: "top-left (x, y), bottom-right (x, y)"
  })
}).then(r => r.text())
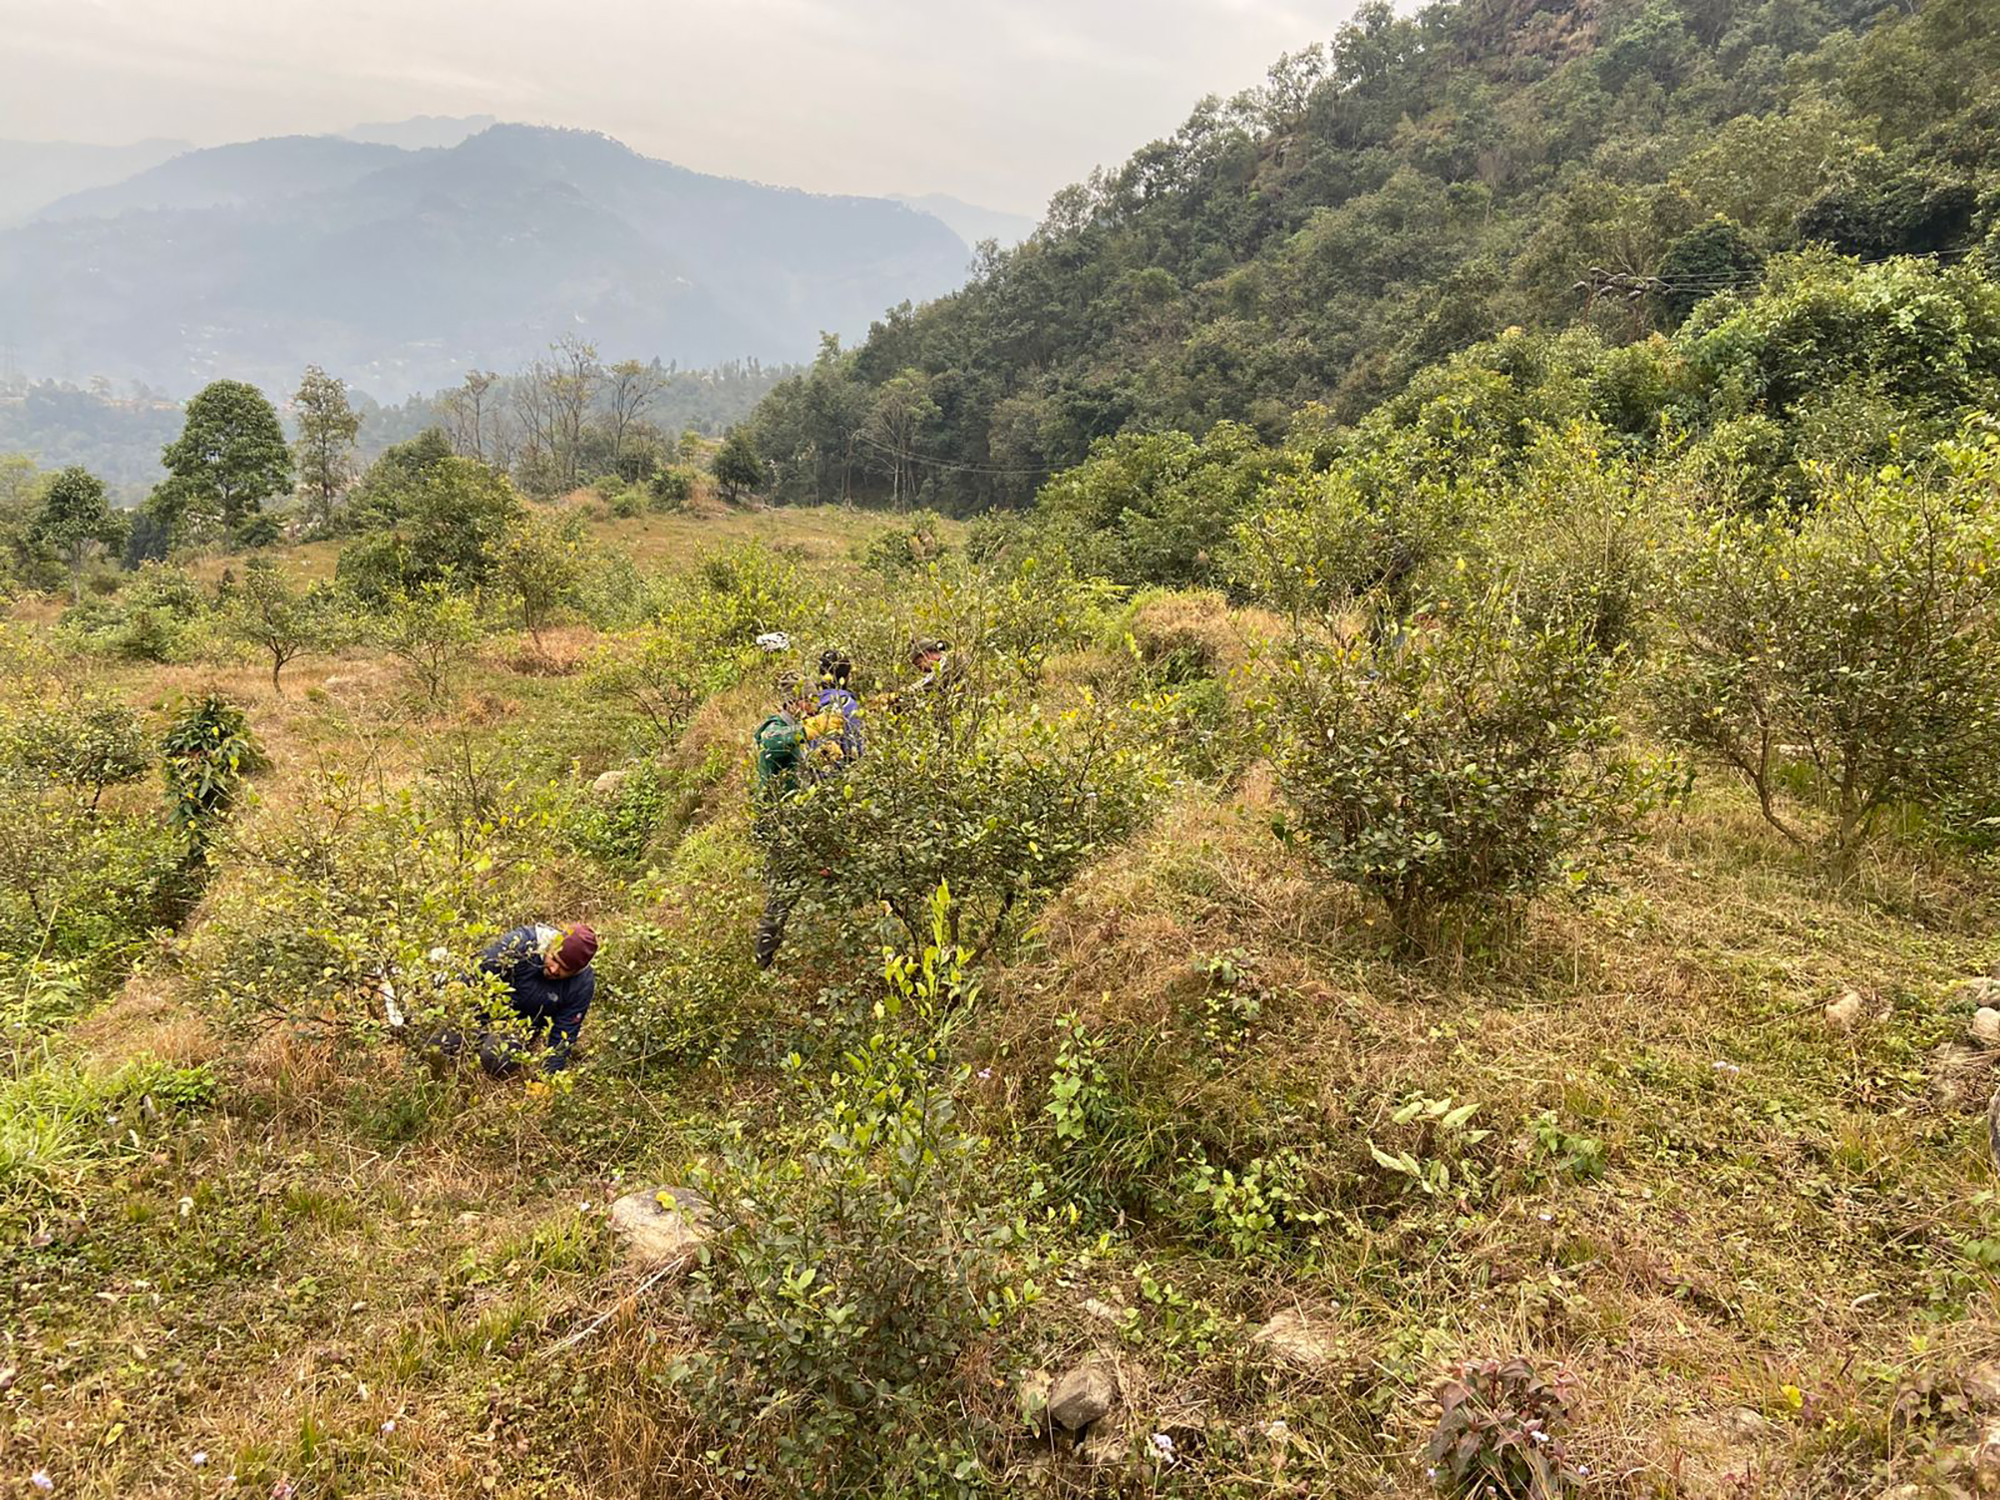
top-left (59, 563), bottom-right (209, 662)
top-left (772, 676), bottom-right (1160, 956)
top-left (1655, 434), bottom-right (2000, 869)
top-left (1269, 589), bottom-right (1661, 935)
top-left (647, 465), bottom-right (699, 512)
top-left (160, 693), bottom-right (260, 843)
top-left (3, 684), bottom-right (148, 809)
top-left (185, 754), bottom-right (572, 1048)
top-left (379, 583), bottom-right (485, 707)
top-left (675, 887), bottom-right (1025, 1494)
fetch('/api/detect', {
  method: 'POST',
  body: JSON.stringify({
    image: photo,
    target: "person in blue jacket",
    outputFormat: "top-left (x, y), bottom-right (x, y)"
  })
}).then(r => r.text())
top-left (433, 922), bottom-right (599, 1076)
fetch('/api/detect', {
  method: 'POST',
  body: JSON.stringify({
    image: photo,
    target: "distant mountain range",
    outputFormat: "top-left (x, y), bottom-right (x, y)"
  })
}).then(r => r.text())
top-left (0, 137), bottom-right (190, 227)
top-left (0, 122), bottom-right (1004, 399)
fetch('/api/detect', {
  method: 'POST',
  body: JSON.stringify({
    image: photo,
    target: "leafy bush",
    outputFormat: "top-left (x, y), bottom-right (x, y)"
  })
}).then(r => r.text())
top-left (861, 509), bottom-right (950, 575)
top-left (379, 583), bottom-right (485, 707)
top-left (648, 465), bottom-right (699, 511)
top-left (160, 693), bottom-right (260, 843)
top-left (488, 508), bottom-right (587, 645)
top-left (1428, 1357), bottom-right (1582, 1500)
top-left (225, 558), bottom-right (353, 692)
top-left (1655, 436), bottom-right (2000, 869)
top-left (1269, 590), bottom-right (1660, 935)
top-left (675, 887), bottom-right (1024, 1494)
top-left (3, 684), bottom-right (148, 809)
top-left (185, 752), bottom-right (573, 1048)
top-left (59, 563), bottom-right (209, 662)
top-left (1036, 422), bottom-right (1294, 589)
top-left (772, 677), bottom-right (1160, 956)
top-left (334, 457), bottom-right (524, 602)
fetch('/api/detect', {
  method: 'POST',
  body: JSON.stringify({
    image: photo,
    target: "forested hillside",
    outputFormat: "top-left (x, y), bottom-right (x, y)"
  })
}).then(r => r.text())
top-left (749, 0), bottom-right (2000, 509)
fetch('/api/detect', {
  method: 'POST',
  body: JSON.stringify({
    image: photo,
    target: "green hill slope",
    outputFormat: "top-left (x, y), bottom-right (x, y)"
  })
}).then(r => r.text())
top-left (747, 0), bottom-right (2000, 510)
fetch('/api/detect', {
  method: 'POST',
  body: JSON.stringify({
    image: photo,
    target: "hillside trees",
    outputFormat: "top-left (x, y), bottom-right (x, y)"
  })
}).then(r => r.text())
top-left (33, 466), bottom-right (125, 602)
top-left (151, 380), bottom-right (293, 547)
top-left (291, 366), bottom-right (362, 531)
top-left (742, 0), bottom-right (2000, 511)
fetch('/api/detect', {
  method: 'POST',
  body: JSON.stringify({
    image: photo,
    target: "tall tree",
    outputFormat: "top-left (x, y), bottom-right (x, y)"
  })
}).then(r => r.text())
top-left (291, 365), bottom-right (362, 530)
top-left (34, 465), bottom-right (125, 601)
top-left (605, 358), bottom-right (666, 465)
top-left (713, 428), bottom-right (766, 502)
top-left (153, 380), bottom-right (293, 545)
top-left (440, 370), bottom-right (509, 467)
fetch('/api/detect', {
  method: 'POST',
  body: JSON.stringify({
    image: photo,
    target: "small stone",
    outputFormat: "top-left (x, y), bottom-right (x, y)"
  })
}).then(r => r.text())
top-left (1252, 1309), bottom-right (1341, 1370)
top-left (1975, 1009), bottom-right (2000, 1049)
top-left (1721, 1406), bottom-right (1770, 1442)
top-left (606, 1186), bottom-right (711, 1269)
top-left (591, 768), bottom-right (632, 797)
top-left (1048, 1361), bottom-right (1118, 1433)
top-left (1826, 992), bottom-right (1865, 1030)
top-left (1080, 1425), bottom-right (1127, 1465)
top-left (1973, 1363), bottom-right (2000, 1412)
top-left (1974, 1424), bottom-right (2000, 1494)
top-left (1958, 978), bottom-right (2000, 1010)
top-left (1080, 1297), bottom-right (1128, 1324)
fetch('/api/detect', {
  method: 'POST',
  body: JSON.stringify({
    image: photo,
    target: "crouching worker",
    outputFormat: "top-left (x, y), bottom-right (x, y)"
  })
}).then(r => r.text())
top-left (431, 922), bottom-right (599, 1077)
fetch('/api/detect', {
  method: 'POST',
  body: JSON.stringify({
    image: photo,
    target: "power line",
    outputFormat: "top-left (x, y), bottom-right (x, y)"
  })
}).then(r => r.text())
top-left (851, 430), bottom-right (1056, 480)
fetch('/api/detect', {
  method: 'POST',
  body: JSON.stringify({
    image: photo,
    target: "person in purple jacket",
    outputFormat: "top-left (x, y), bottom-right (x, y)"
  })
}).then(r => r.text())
top-left (432, 922), bottom-right (599, 1076)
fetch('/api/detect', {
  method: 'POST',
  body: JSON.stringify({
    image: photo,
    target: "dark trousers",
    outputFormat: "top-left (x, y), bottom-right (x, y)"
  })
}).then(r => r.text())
top-left (428, 1026), bottom-right (529, 1078)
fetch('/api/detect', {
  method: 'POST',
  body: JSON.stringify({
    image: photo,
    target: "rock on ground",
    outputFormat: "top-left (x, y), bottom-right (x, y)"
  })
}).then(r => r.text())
top-left (592, 768), bottom-right (633, 797)
top-left (1956, 978), bottom-right (2000, 1010)
top-left (1252, 1309), bottom-right (1342, 1371)
top-left (607, 1186), bottom-right (711, 1269)
top-left (1974, 1008), bottom-right (2000, 1049)
top-left (1049, 1361), bottom-right (1118, 1433)
top-left (1825, 991), bottom-right (1865, 1030)
top-left (1966, 1362), bottom-right (2000, 1411)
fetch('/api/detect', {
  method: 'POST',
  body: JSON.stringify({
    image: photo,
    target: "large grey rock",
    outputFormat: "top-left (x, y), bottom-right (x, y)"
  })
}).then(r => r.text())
top-left (1825, 992), bottom-right (1865, 1030)
top-left (591, 768), bottom-right (633, 797)
top-left (1974, 1008), bottom-right (2000, 1049)
top-left (1049, 1361), bottom-right (1118, 1433)
top-left (1956, 978), bottom-right (2000, 1010)
top-left (607, 1186), bottom-right (711, 1269)
top-left (1252, 1309), bottom-right (1341, 1371)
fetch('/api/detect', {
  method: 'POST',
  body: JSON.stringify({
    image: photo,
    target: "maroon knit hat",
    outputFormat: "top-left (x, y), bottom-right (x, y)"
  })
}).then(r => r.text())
top-left (555, 923), bottom-right (598, 972)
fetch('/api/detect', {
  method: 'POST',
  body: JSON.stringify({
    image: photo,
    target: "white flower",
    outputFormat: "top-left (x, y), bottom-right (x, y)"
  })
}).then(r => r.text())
top-left (192, 1452), bottom-right (208, 1467)
top-left (31, 1472), bottom-right (53, 1494)
top-left (381, 1419), bottom-right (397, 1434)
top-left (977, 1068), bottom-right (993, 1080)
top-left (1150, 1432), bottom-right (1175, 1462)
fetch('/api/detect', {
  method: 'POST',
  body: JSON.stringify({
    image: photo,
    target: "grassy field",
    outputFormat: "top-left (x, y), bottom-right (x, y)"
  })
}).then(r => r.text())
top-left (7, 502), bottom-right (2000, 1500)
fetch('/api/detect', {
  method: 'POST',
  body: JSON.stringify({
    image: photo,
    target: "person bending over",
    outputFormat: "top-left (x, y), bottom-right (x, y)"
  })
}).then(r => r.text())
top-left (434, 922), bottom-right (599, 1076)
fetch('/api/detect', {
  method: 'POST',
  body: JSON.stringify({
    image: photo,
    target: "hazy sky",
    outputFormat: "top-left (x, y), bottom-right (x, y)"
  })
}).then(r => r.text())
top-left (0, 0), bottom-right (1356, 214)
